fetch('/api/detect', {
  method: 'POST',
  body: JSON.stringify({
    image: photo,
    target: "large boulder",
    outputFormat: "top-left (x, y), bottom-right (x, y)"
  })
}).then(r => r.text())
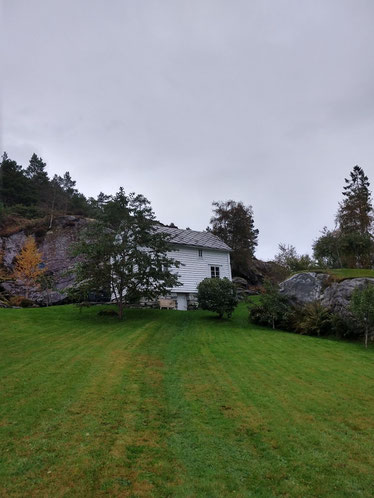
top-left (280, 272), bottom-right (374, 316)
top-left (321, 278), bottom-right (374, 316)
top-left (279, 272), bottom-right (329, 304)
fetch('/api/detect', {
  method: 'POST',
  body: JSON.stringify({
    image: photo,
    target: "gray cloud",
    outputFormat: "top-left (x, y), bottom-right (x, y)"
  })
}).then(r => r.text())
top-left (3, 0), bottom-right (374, 259)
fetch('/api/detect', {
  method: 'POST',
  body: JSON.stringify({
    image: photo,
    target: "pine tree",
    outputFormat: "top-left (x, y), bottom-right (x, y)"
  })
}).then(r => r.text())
top-left (26, 153), bottom-right (49, 184)
top-left (69, 188), bottom-right (181, 319)
top-left (336, 166), bottom-right (374, 267)
top-left (0, 152), bottom-right (33, 207)
top-left (337, 165), bottom-right (373, 235)
top-left (13, 236), bottom-right (46, 298)
top-left (26, 153), bottom-right (50, 206)
top-left (61, 171), bottom-right (77, 214)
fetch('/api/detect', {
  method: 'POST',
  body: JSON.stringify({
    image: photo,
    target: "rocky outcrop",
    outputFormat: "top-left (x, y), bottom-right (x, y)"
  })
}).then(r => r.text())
top-left (321, 278), bottom-right (374, 316)
top-left (0, 216), bottom-right (91, 304)
top-left (235, 258), bottom-right (288, 286)
top-left (232, 276), bottom-right (260, 300)
top-left (280, 272), bottom-right (374, 316)
top-left (279, 272), bottom-right (330, 304)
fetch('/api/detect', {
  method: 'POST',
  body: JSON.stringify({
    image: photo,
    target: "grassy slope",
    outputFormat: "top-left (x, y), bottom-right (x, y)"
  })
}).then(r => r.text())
top-left (296, 268), bottom-right (374, 280)
top-left (1, 305), bottom-right (374, 497)
top-left (328, 268), bottom-right (374, 280)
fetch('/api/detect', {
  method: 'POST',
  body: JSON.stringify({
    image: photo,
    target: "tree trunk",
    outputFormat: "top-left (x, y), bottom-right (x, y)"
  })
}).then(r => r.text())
top-left (118, 299), bottom-right (124, 320)
top-left (49, 188), bottom-right (56, 229)
top-left (365, 324), bottom-right (369, 349)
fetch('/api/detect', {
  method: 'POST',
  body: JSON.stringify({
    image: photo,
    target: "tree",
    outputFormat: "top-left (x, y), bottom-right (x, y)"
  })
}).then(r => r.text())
top-left (0, 152), bottom-right (33, 207)
top-left (37, 272), bottom-right (56, 306)
top-left (197, 277), bottom-right (238, 318)
top-left (25, 153), bottom-right (48, 184)
top-left (13, 236), bottom-right (46, 298)
top-left (336, 165), bottom-right (374, 267)
top-left (337, 165), bottom-right (373, 235)
top-left (350, 283), bottom-right (374, 348)
top-left (249, 280), bottom-right (291, 329)
top-left (26, 153), bottom-right (50, 205)
top-left (274, 243), bottom-right (315, 272)
top-left (314, 166), bottom-right (374, 269)
top-left (313, 228), bottom-right (342, 268)
top-left (69, 188), bottom-right (181, 319)
top-left (208, 200), bottom-right (259, 275)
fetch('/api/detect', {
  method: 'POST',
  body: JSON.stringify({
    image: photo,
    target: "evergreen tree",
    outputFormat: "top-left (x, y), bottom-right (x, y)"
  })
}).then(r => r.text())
top-left (0, 152), bottom-right (33, 207)
top-left (26, 153), bottom-right (50, 205)
top-left (337, 165), bottom-right (373, 235)
top-left (69, 188), bottom-right (181, 319)
top-left (61, 171), bottom-right (77, 214)
top-left (314, 166), bottom-right (374, 268)
top-left (25, 153), bottom-right (49, 185)
top-left (208, 200), bottom-right (259, 276)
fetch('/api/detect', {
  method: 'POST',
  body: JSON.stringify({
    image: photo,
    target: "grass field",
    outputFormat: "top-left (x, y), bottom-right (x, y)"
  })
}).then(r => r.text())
top-left (327, 268), bottom-right (374, 280)
top-left (1, 304), bottom-right (374, 497)
top-left (296, 268), bottom-right (374, 280)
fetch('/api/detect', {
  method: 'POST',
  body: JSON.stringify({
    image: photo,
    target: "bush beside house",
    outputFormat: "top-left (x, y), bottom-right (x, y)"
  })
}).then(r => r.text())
top-left (197, 277), bottom-right (238, 318)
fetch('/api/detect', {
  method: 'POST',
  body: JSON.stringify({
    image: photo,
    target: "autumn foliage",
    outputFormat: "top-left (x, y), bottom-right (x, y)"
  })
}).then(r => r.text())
top-left (13, 236), bottom-right (45, 298)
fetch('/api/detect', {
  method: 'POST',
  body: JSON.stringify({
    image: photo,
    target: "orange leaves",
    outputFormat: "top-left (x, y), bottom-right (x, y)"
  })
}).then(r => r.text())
top-left (13, 236), bottom-right (46, 297)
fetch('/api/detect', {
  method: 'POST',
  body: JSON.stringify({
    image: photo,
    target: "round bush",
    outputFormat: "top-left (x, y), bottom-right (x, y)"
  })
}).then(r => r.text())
top-left (197, 277), bottom-right (238, 318)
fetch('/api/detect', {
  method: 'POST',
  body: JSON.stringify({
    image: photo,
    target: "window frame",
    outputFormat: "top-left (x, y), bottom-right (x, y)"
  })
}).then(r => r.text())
top-left (210, 266), bottom-right (220, 278)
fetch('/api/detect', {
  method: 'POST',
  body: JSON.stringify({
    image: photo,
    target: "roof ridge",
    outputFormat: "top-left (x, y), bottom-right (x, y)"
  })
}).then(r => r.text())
top-left (155, 225), bottom-right (231, 251)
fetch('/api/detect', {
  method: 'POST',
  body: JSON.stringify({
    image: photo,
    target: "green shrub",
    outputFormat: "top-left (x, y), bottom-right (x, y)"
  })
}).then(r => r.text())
top-left (249, 281), bottom-right (292, 329)
top-left (197, 277), bottom-right (238, 318)
top-left (330, 312), bottom-right (357, 339)
top-left (290, 302), bottom-right (332, 336)
top-left (7, 204), bottom-right (44, 219)
top-left (9, 295), bottom-right (35, 308)
top-left (350, 283), bottom-right (374, 348)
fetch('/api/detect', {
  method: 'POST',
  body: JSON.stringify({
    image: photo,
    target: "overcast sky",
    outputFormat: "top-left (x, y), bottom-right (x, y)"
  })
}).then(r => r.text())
top-left (2, 0), bottom-right (374, 260)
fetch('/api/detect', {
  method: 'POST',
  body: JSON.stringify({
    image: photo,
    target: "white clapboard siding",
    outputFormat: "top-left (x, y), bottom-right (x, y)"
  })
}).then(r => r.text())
top-left (167, 245), bottom-right (232, 293)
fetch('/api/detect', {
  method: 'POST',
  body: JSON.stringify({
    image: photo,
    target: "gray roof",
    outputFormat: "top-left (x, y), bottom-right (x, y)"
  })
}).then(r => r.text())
top-left (156, 225), bottom-right (231, 251)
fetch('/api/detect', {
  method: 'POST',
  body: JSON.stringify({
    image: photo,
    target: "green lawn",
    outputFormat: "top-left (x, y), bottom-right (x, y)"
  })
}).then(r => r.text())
top-left (296, 268), bottom-right (374, 280)
top-left (1, 304), bottom-right (374, 497)
top-left (328, 268), bottom-right (374, 280)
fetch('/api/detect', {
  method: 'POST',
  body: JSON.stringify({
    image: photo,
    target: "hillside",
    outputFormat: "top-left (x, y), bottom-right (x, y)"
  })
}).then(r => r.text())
top-left (1, 303), bottom-right (374, 496)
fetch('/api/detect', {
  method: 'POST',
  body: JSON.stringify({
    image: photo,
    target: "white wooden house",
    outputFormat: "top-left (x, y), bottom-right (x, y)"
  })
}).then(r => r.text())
top-left (156, 226), bottom-right (232, 310)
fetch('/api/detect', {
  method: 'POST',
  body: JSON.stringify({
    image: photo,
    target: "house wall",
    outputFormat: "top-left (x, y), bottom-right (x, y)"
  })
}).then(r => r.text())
top-left (167, 245), bottom-right (232, 294)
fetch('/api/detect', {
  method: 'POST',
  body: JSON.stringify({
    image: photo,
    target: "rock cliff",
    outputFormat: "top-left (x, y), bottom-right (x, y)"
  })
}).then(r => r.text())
top-left (0, 216), bottom-right (90, 304)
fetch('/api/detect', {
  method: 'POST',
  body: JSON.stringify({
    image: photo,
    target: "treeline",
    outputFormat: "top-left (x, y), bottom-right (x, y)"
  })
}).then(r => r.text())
top-left (275, 165), bottom-right (374, 270)
top-left (313, 166), bottom-right (373, 268)
top-left (0, 152), bottom-right (107, 225)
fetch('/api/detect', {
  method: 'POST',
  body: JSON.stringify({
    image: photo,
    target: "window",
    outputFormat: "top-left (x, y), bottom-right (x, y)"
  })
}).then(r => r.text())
top-left (198, 249), bottom-right (203, 258)
top-left (210, 266), bottom-right (220, 278)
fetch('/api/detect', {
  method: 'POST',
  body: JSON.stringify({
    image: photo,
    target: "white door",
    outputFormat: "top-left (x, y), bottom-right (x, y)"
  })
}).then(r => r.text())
top-left (177, 294), bottom-right (188, 311)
